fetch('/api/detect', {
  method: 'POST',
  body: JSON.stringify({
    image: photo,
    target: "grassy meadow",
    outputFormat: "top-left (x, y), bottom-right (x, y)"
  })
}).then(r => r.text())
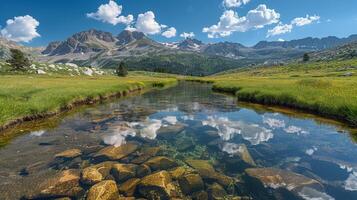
top-left (188, 59), bottom-right (357, 127)
top-left (0, 73), bottom-right (177, 128)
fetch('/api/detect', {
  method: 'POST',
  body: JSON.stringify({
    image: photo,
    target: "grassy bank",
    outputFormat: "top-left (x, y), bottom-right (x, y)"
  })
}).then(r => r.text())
top-left (192, 59), bottom-right (357, 127)
top-left (0, 74), bottom-right (177, 130)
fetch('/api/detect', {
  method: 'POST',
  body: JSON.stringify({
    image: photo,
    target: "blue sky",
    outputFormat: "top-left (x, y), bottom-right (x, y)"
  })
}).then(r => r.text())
top-left (1, 0), bottom-right (357, 47)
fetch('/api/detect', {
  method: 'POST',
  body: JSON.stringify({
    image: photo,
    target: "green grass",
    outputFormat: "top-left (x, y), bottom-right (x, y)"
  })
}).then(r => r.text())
top-left (192, 59), bottom-right (357, 127)
top-left (0, 74), bottom-right (177, 127)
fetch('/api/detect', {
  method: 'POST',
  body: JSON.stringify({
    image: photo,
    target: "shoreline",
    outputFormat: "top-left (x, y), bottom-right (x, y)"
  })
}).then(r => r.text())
top-left (211, 84), bottom-right (357, 128)
top-left (0, 79), bottom-right (177, 133)
top-left (184, 79), bottom-right (356, 128)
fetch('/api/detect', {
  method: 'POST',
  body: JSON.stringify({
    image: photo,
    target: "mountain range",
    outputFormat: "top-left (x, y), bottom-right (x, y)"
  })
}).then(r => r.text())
top-left (1, 29), bottom-right (357, 75)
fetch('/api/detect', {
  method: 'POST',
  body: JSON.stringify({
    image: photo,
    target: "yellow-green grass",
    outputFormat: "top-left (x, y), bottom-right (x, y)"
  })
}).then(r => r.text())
top-left (0, 74), bottom-right (177, 129)
top-left (192, 60), bottom-right (357, 127)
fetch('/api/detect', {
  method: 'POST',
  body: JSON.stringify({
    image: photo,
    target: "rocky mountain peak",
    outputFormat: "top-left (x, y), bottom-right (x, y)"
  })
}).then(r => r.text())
top-left (178, 38), bottom-right (204, 51)
top-left (116, 30), bottom-right (147, 46)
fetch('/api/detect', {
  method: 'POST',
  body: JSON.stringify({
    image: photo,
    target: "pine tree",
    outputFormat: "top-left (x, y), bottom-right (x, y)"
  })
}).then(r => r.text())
top-left (7, 49), bottom-right (30, 71)
top-left (116, 62), bottom-right (128, 77)
top-left (303, 53), bottom-right (310, 62)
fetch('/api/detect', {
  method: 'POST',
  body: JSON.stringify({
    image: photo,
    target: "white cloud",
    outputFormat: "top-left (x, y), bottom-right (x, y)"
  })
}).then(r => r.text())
top-left (267, 14), bottom-right (320, 37)
top-left (162, 27), bottom-right (177, 38)
top-left (267, 23), bottom-right (293, 37)
top-left (180, 32), bottom-right (195, 38)
top-left (292, 15), bottom-right (320, 27)
top-left (278, 38), bottom-right (285, 42)
top-left (135, 11), bottom-right (162, 35)
top-left (203, 4), bottom-right (280, 38)
top-left (223, 0), bottom-right (251, 8)
top-left (1, 15), bottom-right (40, 43)
top-left (87, 0), bottom-right (133, 25)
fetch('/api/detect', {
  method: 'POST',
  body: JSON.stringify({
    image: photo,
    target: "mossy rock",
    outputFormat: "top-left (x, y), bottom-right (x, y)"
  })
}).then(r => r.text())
top-left (86, 180), bottom-right (119, 200)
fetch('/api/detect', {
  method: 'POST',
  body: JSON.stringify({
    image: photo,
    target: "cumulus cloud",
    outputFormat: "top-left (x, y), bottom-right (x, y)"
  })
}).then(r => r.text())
top-left (1, 15), bottom-right (40, 42)
top-left (223, 0), bottom-right (251, 8)
top-left (180, 32), bottom-right (195, 38)
top-left (203, 4), bottom-right (280, 38)
top-left (87, 0), bottom-right (133, 25)
top-left (162, 27), bottom-right (177, 38)
top-left (267, 23), bottom-right (293, 37)
top-left (135, 11), bottom-right (163, 35)
top-left (267, 14), bottom-right (320, 37)
top-left (292, 15), bottom-right (320, 26)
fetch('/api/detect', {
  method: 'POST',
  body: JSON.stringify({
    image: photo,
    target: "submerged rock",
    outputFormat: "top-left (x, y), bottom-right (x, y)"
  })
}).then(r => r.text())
top-left (94, 143), bottom-right (138, 161)
top-left (245, 168), bottom-right (323, 192)
top-left (118, 178), bottom-right (141, 197)
top-left (26, 170), bottom-right (83, 199)
top-left (169, 166), bottom-right (194, 180)
top-left (86, 180), bottom-right (119, 200)
top-left (136, 164), bottom-right (152, 178)
top-left (111, 163), bottom-right (138, 183)
top-left (131, 146), bottom-right (161, 164)
top-left (178, 173), bottom-right (204, 195)
top-left (207, 183), bottom-right (227, 200)
top-left (91, 161), bottom-right (117, 178)
top-left (145, 156), bottom-right (178, 171)
top-left (157, 124), bottom-right (185, 139)
top-left (137, 171), bottom-right (174, 200)
top-left (185, 159), bottom-right (234, 188)
top-left (81, 167), bottom-right (103, 185)
top-left (55, 149), bottom-right (82, 159)
top-left (185, 159), bottom-right (216, 179)
top-left (192, 190), bottom-right (209, 200)
top-left (176, 137), bottom-right (195, 151)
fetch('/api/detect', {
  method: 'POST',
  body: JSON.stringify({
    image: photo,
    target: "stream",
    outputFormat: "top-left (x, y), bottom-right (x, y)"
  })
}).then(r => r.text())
top-left (0, 82), bottom-right (356, 200)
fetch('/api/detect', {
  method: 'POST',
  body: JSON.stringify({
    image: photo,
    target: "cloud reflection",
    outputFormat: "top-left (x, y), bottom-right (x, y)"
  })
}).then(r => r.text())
top-left (202, 116), bottom-right (273, 145)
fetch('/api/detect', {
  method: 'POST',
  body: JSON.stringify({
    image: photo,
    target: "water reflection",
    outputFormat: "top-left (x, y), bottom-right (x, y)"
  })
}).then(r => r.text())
top-left (0, 82), bottom-right (356, 199)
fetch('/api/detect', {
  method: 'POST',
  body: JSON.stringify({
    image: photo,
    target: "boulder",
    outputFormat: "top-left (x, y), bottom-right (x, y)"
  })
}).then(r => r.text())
top-left (245, 168), bottom-right (323, 192)
top-left (176, 137), bottom-right (195, 151)
top-left (86, 180), bottom-right (119, 200)
top-left (169, 166), bottom-right (191, 180)
top-left (136, 164), bottom-right (152, 178)
top-left (237, 144), bottom-right (256, 166)
top-left (55, 149), bottom-right (82, 159)
top-left (131, 147), bottom-right (161, 164)
top-left (192, 191), bottom-right (209, 200)
top-left (94, 143), bottom-right (138, 161)
top-left (26, 170), bottom-right (83, 199)
top-left (81, 167), bottom-right (103, 185)
top-left (137, 171), bottom-right (174, 200)
top-left (118, 178), bottom-right (141, 197)
top-left (207, 183), bottom-right (227, 200)
top-left (145, 156), bottom-right (178, 171)
top-left (185, 159), bottom-right (216, 179)
top-left (178, 173), bottom-right (204, 195)
top-left (92, 161), bottom-right (117, 178)
top-left (111, 164), bottom-right (138, 183)
top-left (157, 124), bottom-right (185, 139)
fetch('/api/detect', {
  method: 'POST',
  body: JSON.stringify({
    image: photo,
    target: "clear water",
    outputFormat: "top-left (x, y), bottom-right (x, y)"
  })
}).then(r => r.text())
top-left (0, 82), bottom-right (356, 199)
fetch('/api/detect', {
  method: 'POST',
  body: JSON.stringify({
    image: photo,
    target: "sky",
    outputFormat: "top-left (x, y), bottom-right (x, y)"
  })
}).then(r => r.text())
top-left (1, 0), bottom-right (357, 47)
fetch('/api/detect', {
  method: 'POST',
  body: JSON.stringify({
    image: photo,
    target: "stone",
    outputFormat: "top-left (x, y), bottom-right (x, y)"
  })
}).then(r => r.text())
top-left (145, 156), bottom-right (178, 171)
top-left (192, 191), bottom-right (208, 200)
top-left (55, 149), bottom-right (82, 159)
top-left (92, 161), bottom-right (117, 178)
top-left (26, 169), bottom-right (83, 199)
top-left (131, 147), bottom-right (161, 164)
top-left (207, 183), bottom-right (227, 200)
top-left (185, 159), bottom-right (216, 179)
top-left (176, 137), bottom-right (195, 151)
top-left (86, 180), bottom-right (119, 200)
top-left (214, 173), bottom-right (234, 189)
top-left (94, 143), bottom-right (138, 161)
top-left (111, 164), bottom-right (138, 183)
top-left (245, 168), bottom-right (323, 192)
top-left (157, 124), bottom-right (185, 139)
top-left (137, 171), bottom-right (173, 200)
top-left (178, 173), bottom-right (204, 195)
top-left (169, 166), bottom-right (189, 180)
top-left (81, 167), bottom-right (103, 185)
top-left (118, 178), bottom-right (141, 197)
top-left (237, 144), bottom-right (256, 166)
top-left (136, 164), bottom-right (152, 178)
